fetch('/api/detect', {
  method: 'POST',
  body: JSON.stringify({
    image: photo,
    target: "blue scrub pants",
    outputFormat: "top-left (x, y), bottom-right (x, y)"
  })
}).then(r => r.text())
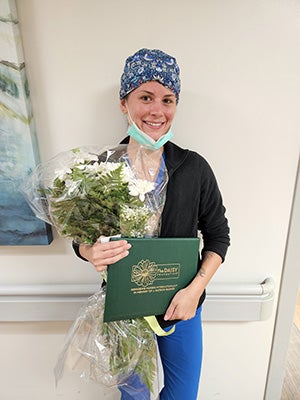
top-left (120, 307), bottom-right (203, 400)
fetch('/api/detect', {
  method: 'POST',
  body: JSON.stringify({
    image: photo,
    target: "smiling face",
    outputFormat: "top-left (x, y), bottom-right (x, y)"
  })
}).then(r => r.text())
top-left (120, 81), bottom-right (177, 141)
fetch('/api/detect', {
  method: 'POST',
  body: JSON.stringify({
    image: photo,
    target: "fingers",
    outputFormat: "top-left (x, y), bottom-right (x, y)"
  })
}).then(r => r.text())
top-left (90, 240), bottom-right (131, 272)
top-left (164, 303), bottom-right (176, 321)
top-left (164, 305), bottom-right (196, 321)
top-left (164, 289), bottom-right (197, 321)
top-left (99, 239), bottom-right (130, 252)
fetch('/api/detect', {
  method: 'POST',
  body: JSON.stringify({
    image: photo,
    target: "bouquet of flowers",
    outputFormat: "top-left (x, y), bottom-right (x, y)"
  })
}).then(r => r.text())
top-left (22, 143), bottom-right (168, 399)
top-left (23, 144), bottom-right (167, 243)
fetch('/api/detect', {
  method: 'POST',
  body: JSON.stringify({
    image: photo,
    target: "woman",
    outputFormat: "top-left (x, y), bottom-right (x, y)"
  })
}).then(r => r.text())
top-left (74, 48), bottom-right (230, 400)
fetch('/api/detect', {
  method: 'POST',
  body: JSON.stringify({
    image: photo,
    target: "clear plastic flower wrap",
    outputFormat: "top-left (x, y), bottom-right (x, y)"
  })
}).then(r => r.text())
top-left (54, 286), bottom-right (158, 398)
top-left (21, 143), bottom-right (168, 398)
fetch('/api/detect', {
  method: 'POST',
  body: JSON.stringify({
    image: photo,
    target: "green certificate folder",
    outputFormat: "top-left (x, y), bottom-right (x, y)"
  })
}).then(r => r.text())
top-left (103, 237), bottom-right (200, 322)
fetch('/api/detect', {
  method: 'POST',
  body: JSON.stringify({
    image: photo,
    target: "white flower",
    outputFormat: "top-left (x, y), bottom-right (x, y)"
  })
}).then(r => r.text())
top-left (128, 179), bottom-right (155, 202)
top-left (84, 162), bottom-right (100, 173)
top-left (120, 164), bottom-right (134, 183)
top-left (72, 151), bottom-right (98, 166)
top-left (104, 162), bottom-right (123, 172)
top-left (97, 161), bottom-right (123, 175)
top-left (76, 164), bottom-right (87, 170)
top-left (54, 167), bottom-right (72, 181)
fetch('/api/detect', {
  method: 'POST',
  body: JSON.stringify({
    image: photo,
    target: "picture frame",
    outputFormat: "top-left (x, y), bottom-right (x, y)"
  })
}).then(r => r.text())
top-left (0, 0), bottom-right (53, 245)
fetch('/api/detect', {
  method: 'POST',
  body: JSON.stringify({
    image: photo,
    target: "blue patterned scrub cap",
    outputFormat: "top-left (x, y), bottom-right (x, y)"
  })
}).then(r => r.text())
top-left (119, 48), bottom-right (181, 102)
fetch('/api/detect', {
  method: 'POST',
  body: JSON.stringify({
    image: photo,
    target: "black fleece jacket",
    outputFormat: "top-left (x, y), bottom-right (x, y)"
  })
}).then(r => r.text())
top-left (153, 140), bottom-right (229, 256)
top-left (73, 138), bottom-right (230, 326)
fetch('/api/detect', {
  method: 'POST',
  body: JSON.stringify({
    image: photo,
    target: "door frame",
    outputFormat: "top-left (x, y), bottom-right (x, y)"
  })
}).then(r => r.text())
top-left (264, 154), bottom-right (300, 399)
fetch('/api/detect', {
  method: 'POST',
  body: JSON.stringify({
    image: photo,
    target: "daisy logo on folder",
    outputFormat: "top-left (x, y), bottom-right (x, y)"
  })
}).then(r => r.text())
top-left (131, 260), bottom-right (158, 287)
top-left (131, 260), bottom-right (181, 288)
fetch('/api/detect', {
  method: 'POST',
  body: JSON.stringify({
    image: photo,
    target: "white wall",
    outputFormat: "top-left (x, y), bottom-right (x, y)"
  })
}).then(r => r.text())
top-left (1, 1), bottom-right (300, 399)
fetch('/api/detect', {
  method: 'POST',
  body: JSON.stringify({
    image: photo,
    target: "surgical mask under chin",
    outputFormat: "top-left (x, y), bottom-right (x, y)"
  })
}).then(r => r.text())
top-left (127, 121), bottom-right (173, 150)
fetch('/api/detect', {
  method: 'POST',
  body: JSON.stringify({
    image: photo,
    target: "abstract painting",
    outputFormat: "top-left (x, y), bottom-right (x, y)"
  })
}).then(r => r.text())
top-left (0, 0), bottom-right (52, 245)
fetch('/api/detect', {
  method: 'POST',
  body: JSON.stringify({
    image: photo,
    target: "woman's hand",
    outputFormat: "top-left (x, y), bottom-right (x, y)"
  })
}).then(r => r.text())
top-left (163, 286), bottom-right (201, 321)
top-left (79, 240), bottom-right (131, 272)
